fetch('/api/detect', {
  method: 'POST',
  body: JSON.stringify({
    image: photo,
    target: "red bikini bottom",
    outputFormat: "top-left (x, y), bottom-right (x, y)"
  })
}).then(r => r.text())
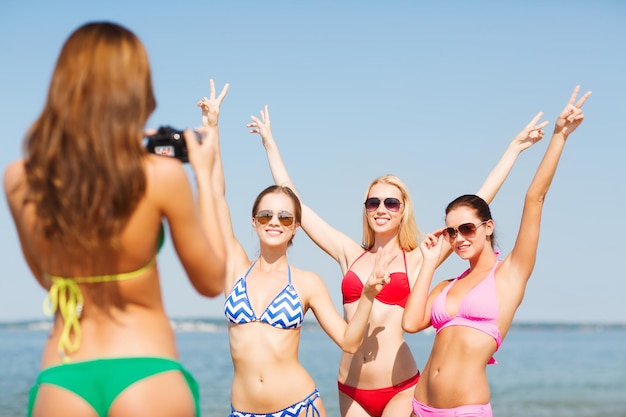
top-left (338, 372), bottom-right (420, 417)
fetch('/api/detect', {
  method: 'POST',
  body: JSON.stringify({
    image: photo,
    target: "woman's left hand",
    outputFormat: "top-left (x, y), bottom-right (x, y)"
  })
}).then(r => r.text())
top-left (554, 85), bottom-right (592, 138)
top-left (197, 79), bottom-right (230, 127)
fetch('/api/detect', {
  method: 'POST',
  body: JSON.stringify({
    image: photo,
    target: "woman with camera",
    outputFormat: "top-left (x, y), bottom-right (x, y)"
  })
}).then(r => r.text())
top-left (4, 22), bottom-right (225, 417)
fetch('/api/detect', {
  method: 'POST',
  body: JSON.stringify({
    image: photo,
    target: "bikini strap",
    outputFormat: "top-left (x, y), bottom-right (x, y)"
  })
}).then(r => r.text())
top-left (287, 264), bottom-right (292, 285)
top-left (347, 250), bottom-right (369, 270)
top-left (43, 257), bottom-right (157, 362)
top-left (305, 389), bottom-right (321, 417)
top-left (402, 249), bottom-right (408, 274)
top-left (45, 257), bottom-right (157, 283)
top-left (43, 278), bottom-right (83, 361)
top-left (243, 260), bottom-right (257, 280)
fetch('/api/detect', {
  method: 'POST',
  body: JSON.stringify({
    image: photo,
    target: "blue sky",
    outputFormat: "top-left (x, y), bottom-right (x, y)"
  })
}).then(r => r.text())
top-left (1, 0), bottom-right (624, 324)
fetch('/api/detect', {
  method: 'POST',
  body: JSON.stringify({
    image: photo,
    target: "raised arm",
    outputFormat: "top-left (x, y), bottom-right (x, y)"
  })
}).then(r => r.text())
top-left (403, 230), bottom-right (445, 333)
top-left (248, 106), bottom-right (362, 270)
top-left (506, 86), bottom-right (591, 285)
top-left (476, 112), bottom-right (549, 204)
top-left (247, 106), bottom-right (295, 192)
top-left (431, 112), bottom-right (549, 267)
top-left (195, 80), bottom-right (251, 288)
top-left (309, 248), bottom-right (395, 352)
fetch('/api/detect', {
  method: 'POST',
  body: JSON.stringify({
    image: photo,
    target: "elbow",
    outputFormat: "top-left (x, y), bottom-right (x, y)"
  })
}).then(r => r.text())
top-left (342, 342), bottom-right (359, 355)
top-left (402, 323), bottom-right (417, 334)
top-left (525, 187), bottom-right (548, 205)
top-left (194, 281), bottom-right (224, 298)
top-left (402, 317), bottom-right (421, 334)
top-left (193, 268), bottom-right (226, 298)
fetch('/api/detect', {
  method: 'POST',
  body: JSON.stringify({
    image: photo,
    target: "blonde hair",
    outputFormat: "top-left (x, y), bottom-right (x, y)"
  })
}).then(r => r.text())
top-left (361, 174), bottom-right (421, 251)
top-left (23, 22), bottom-right (156, 249)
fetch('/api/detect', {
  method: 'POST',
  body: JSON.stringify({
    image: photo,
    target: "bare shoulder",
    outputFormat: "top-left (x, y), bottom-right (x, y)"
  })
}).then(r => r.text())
top-left (405, 246), bottom-right (424, 276)
top-left (290, 265), bottom-right (327, 293)
top-left (494, 255), bottom-right (525, 287)
top-left (430, 276), bottom-right (454, 296)
top-left (3, 159), bottom-right (25, 190)
top-left (405, 246), bottom-right (423, 264)
top-left (3, 160), bottom-right (26, 207)
top-left (291, 265), bottom-right (324, 283)
top-left (143, 155), bottom-right (191, 201)
top-left (144, 154), bottom-right (187, 183)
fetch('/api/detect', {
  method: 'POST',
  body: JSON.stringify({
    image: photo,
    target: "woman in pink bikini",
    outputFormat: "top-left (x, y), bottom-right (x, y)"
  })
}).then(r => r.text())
top-left (402, 85), bottom-right (591, 417)
top-left (247, 104), bottom-right (547, 417)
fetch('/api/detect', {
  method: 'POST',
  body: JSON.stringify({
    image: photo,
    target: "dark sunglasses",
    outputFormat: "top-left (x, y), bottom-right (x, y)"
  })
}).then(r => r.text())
top-left (254, 210), bottom-right (295, 227)
top-left (443, 221), bottom-right (488, 239)
top-left (364, 197), bottom-right (402, 212)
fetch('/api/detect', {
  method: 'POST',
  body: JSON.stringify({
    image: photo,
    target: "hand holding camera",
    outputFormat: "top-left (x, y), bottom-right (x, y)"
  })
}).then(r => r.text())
top-left (145, 126), bottom-right (201, 163)
top-left (146, 79), bottom-right (229, 163)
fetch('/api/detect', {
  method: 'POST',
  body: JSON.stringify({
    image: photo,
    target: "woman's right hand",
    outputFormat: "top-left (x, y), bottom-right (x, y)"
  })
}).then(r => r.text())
top-left (197, 79), bottom-right (230, 127)
top-left (420, 229), bottom-right (445, 266)
top-left (187, 79), bottom-right (230, 171)
top-left (553, 85), bottom-right (591, 139)
top-left (363, 247), bottom-right (397, 298)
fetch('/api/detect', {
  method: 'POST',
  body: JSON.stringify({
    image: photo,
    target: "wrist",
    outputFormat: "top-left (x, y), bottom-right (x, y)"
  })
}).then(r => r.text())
top-left (506, 140), bottom-right (524, 154)
top-left (420, 261), bottom-right (437, 272)
top-left (552, 130), bottom-right (568, 140)
top-left (361, 285), bottom-right (378, 300)
top-left (191, 160), bottom-right (211, 177)
top-left (262, 134), bottom-right (276, 145)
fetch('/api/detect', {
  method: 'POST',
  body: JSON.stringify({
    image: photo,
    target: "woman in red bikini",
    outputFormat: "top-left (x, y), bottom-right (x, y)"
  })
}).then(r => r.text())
top-left (247, 105), bottom-right (547, 417)
top-left (402, 86), bottom-right (591, 417)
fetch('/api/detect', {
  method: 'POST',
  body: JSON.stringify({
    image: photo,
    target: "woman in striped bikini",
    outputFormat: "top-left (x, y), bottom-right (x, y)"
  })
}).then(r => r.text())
top-left (198, 82), bottom-right (393, 417)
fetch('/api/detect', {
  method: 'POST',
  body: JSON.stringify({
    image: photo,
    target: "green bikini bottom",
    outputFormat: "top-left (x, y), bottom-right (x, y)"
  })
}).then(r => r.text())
top-left (27, 357), bottom-right (199, 417)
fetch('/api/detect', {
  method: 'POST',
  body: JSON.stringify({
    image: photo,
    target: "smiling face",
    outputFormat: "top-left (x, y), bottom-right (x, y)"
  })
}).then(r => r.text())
top-left (364, 182), bottom-right (404, 235)
top-left (445, 205), bottom-right (494, 261)
top-left (360, 175), bottom-right (420, 251)
top-left (252, 191), bottom-right (299, 248)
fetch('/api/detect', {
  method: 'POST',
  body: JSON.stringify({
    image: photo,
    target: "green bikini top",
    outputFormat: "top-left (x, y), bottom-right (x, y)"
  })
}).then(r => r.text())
top-left (43, 225), bottom-right (165, 362)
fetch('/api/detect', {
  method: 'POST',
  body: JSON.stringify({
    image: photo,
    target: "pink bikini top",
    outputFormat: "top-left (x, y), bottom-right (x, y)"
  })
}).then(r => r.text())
top-left (342, 250), bottom-right (410, 308)
top-left (431, 260), bottom-right (502, 364)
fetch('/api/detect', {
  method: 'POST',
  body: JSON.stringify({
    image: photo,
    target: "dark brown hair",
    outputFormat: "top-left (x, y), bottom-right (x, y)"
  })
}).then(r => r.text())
top-left (445, 194), bottom-right (496, 248)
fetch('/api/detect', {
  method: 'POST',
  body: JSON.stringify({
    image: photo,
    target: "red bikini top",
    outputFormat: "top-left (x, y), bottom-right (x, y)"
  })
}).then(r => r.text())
top-left (341, 250), bottom-right (410, 308)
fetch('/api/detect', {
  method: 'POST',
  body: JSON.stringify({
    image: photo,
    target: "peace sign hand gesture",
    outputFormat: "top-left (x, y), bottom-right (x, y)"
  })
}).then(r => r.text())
top-left (511, 112), bottom-right (550, 152)
top-left (363, 247), bottom-right (398, 298)
top-left (197, 79), bottom-right (230, 128)
top-left (554, 85), bottom-right (592, 139)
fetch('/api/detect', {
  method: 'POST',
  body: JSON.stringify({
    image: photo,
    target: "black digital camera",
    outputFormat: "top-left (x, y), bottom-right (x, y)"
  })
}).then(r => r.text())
top-left (145, 126), bottom-right (201, 163)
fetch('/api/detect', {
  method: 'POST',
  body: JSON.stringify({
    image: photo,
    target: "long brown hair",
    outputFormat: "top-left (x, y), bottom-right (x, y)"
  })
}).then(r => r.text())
top-left (23, 22), bottom-right (156, 249)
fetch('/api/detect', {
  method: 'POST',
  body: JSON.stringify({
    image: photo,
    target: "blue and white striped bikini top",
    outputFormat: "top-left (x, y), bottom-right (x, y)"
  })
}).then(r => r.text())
top-left (223, 260), bottom-right (304, 329)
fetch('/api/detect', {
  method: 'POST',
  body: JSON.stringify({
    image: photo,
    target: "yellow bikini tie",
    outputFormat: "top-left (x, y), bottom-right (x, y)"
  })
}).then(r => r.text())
top-left (43, 258), bottom-right (157, 362)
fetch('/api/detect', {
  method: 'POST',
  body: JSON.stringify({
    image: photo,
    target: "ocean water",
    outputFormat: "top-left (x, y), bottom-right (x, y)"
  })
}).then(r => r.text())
top-left (1, 320), bottom-right (625, 417)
